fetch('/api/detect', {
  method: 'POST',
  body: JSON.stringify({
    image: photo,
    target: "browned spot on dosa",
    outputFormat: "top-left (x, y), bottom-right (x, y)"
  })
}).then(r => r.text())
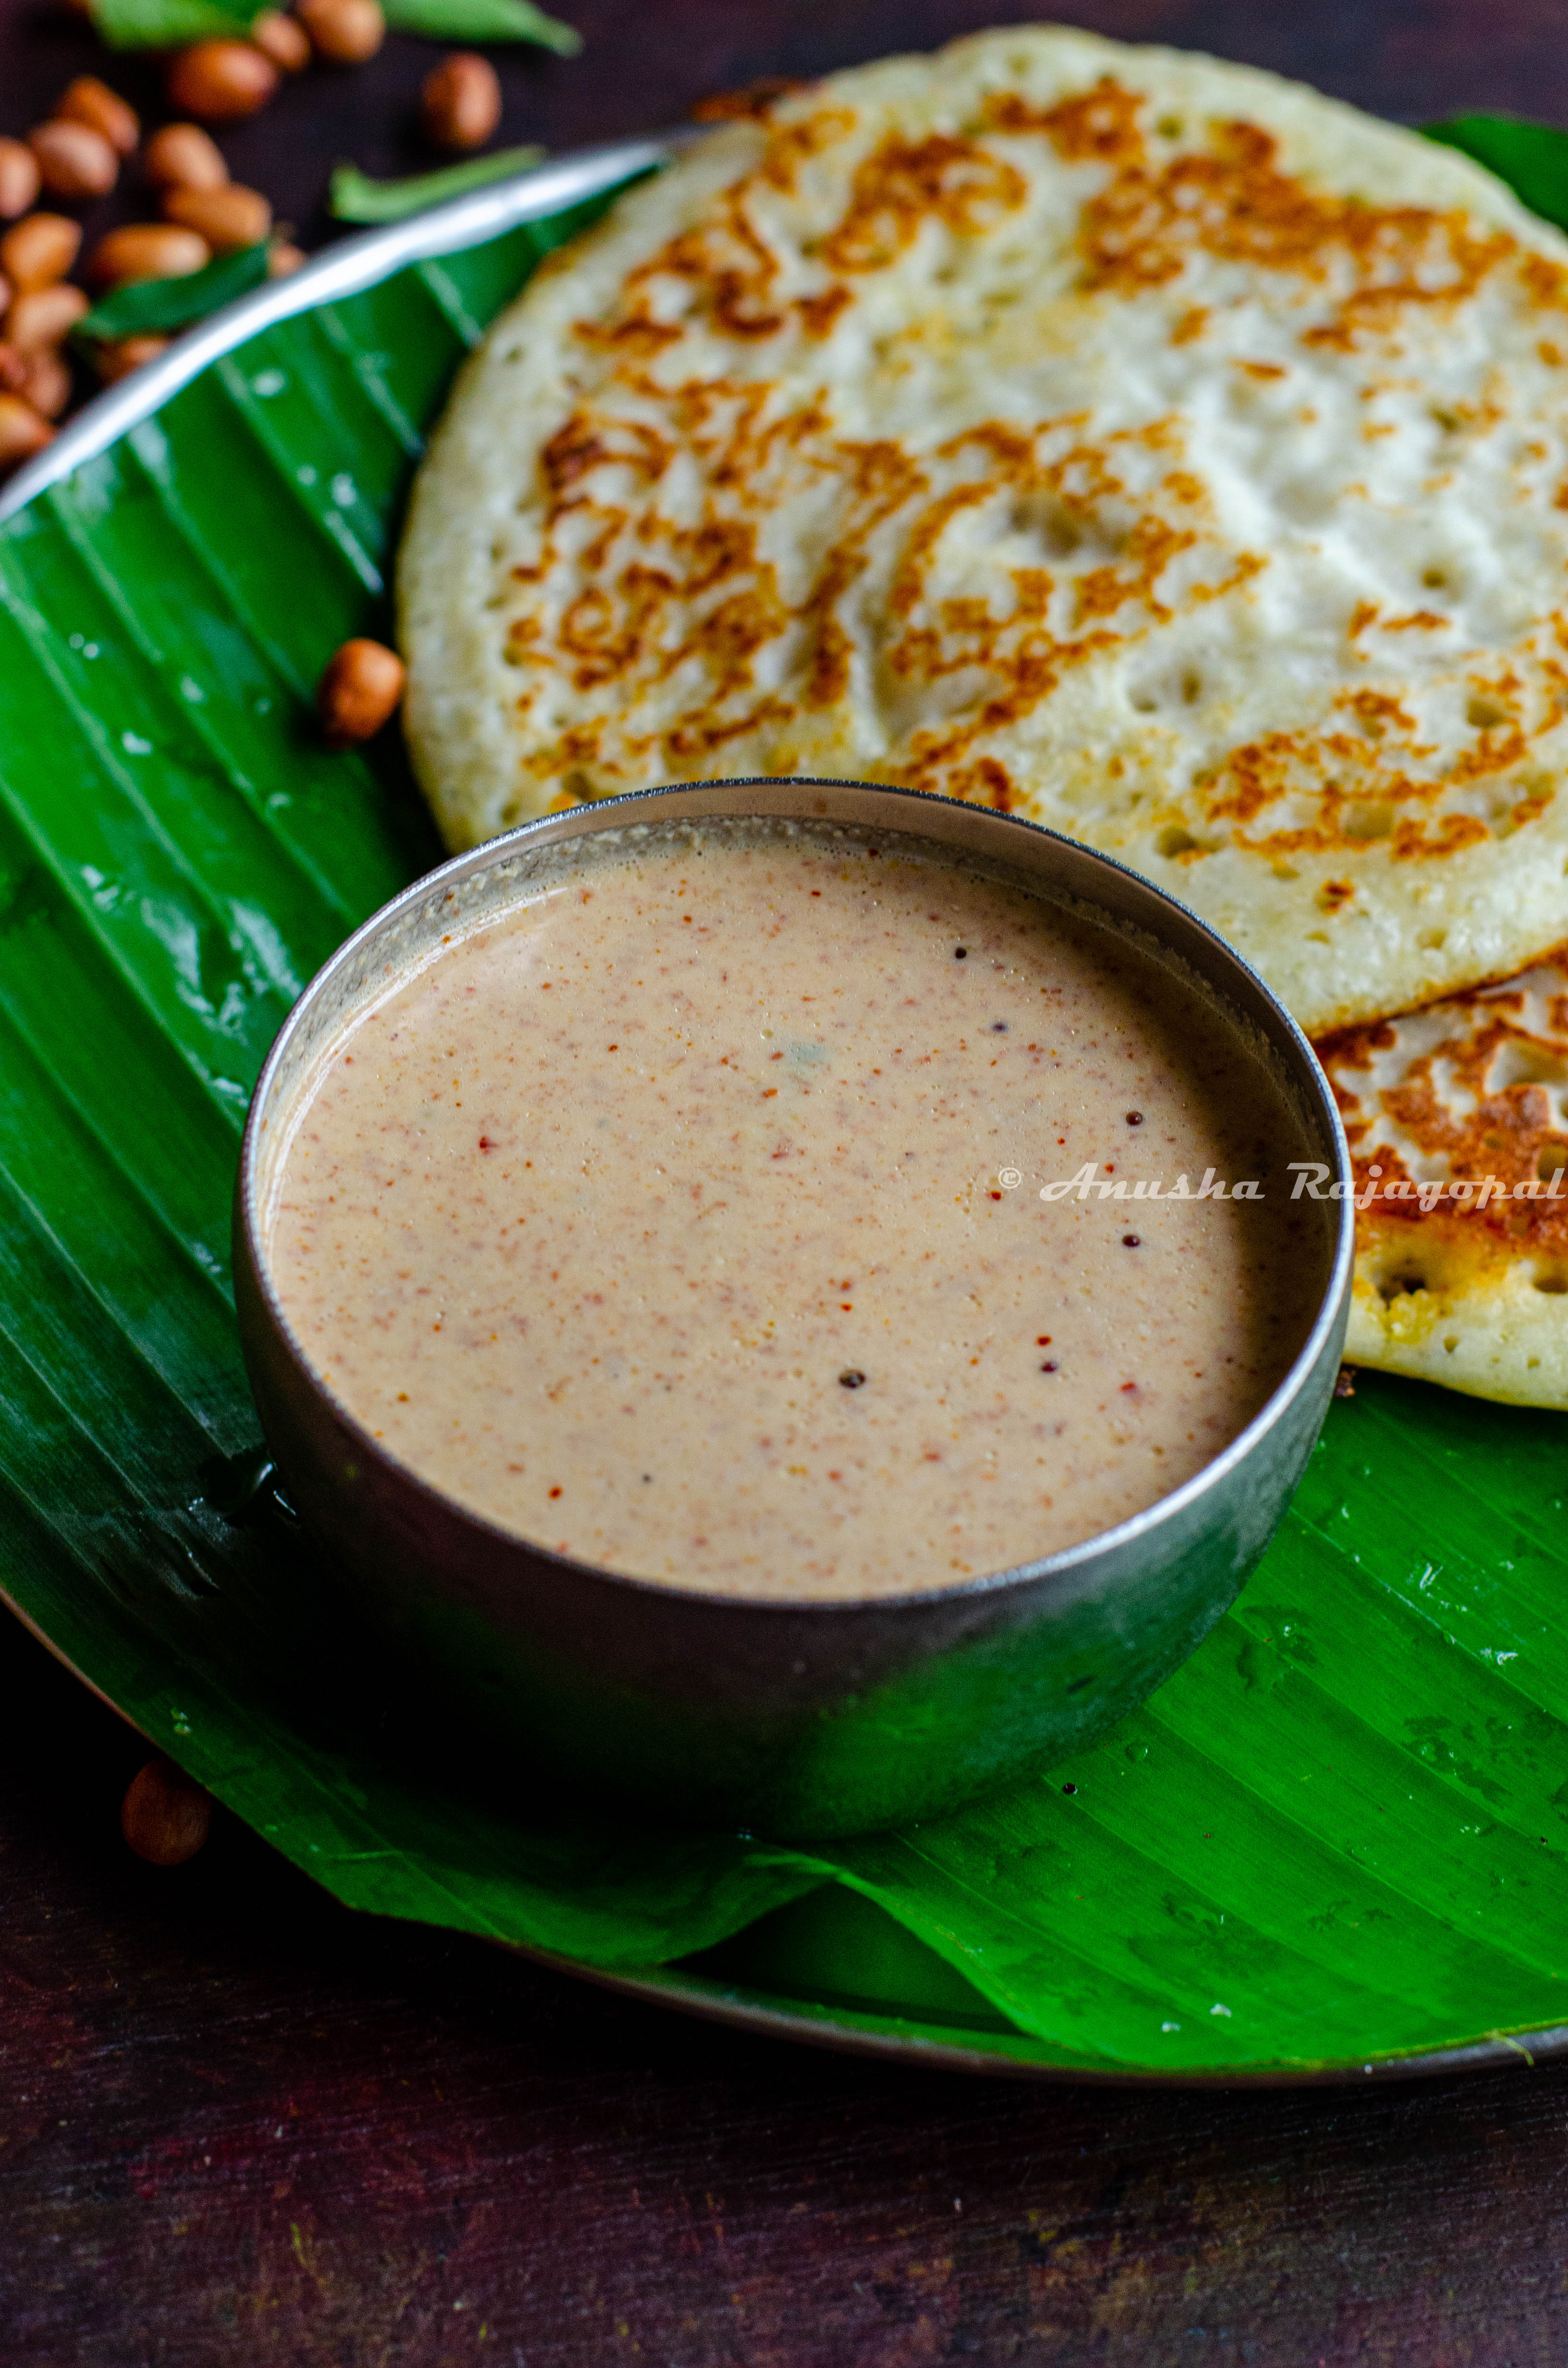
top-left (1317, 947), bottom-right (1568, 1264)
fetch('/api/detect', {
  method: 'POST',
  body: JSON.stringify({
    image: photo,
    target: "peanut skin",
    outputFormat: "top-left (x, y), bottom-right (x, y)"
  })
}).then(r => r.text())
top-left (318, 638), bottom-right (406, 745)
top-left (89, 223), bottom-right (211, 290)
top-left (0, 139), bottom-right (42, 222)
top-left (145, 122), bottom-right (229, 194)
top-left (7, 281), bottom-right (89, 350)
top-left (0, 394), bottom-right (53, 475)
top-left (162, 183), bottom-right (273, 253)
top-left (297, 0), bottom-right (385, 65)
top-left (20, 347), bottom-right (71, 421)
top-left (121, 1758), bottom-right (213, 1867)
top-left (251, 9), bottom-right (312, 71)
top-left (28, 120), bottom-right (119, 202)
top-left (56, 77), bottom-right (141, 158)
top-left (0, 213), bottom-right (82, 293)
top-left (165, 40), bottom-right (280, 123)
top-left (422, 53), bottom-right (503, 153)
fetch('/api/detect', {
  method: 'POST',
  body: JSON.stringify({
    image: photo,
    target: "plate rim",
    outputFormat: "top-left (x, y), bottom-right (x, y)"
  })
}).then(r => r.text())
top-left (0, 134), bottom-right (689, 527)
top-left (7, 1567), bottom-right (1561, 2089)
top-left (516, 1946), bottom-right (1568, 2087)
top-left (2, 141), bottom-right (1561, 2092)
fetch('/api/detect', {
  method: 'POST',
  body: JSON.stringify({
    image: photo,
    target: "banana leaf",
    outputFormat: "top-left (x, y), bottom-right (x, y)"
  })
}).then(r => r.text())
top-left (3, 131), bottom-right (1568, 2080)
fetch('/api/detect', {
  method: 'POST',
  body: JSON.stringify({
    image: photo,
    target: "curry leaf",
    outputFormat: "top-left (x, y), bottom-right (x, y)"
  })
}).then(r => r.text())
top-left (77, 242), bottom-right (271, 342)
top-left (380, 0), bottom-right (581, 53)
top-left (93, 0), bottom-right (578, 49)
top-left (91, 0), bottom-right (260, 46)
top-left (331, 146), bottom-right (547, 223)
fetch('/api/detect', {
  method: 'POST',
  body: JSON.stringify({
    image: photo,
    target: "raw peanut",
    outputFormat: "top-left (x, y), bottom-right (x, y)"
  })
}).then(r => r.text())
top-left (268, 238), bottom-right (306, 279)
top-left (165, 40), bottom-right (280, 122)
top-left (0, 394), bottom-right (52, 475)
top-left (421, 53), bottom-right (502, 153)
top-left (120, 1757), bottom-right (213, 1866)
top-left (95, 333), bottom-right (171, 383)
top-left (144, 123), bottom-right (229, 196)
top-left (7, 281), bottom-right (89, 349)
top-left (56, 76), bottom-right (140, 158)
top-left (28, 119), bottom-right (120, 202)
top-left (319, 637), bottom-right (405, 745)
top-left (297, 0), bottom-right (385, 66)
top-left (251, 9), bottom-right (311, 71)
top-left (20, 347), bottom-right (71, 420)
top-left (162, 182), bottom-right (271, 252)
top-left (0, 138), bottom-right (42, 222)
top-left (0, 343), bottom-right (25, 394)
top-left (89, 222), bottom-right (211, 290)
top-left (0, 212), bottom-right (81, 292)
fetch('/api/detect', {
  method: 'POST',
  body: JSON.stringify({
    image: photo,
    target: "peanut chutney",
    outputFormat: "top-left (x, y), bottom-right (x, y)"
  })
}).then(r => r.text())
top-left (264, 822), bottom-right (1326, 1599)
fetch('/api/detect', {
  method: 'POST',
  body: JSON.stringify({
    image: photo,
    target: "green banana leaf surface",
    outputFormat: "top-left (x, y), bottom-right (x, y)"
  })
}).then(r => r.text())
top-left (2, 125), bottom-right (1568, 2080)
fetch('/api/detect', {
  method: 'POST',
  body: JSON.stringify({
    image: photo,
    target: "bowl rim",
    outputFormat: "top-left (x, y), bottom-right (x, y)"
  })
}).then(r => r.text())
top-left (238, 774), bottom-right (1355, 1616)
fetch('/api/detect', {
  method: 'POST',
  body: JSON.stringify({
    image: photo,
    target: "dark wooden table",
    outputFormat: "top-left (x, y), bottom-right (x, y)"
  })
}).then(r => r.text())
top-left (6, 1), bottom-right (1568, 2358)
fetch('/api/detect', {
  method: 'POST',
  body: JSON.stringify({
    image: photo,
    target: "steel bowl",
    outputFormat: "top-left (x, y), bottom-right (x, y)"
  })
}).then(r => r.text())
top-left (234, 778), bottom-right (1353, 1838)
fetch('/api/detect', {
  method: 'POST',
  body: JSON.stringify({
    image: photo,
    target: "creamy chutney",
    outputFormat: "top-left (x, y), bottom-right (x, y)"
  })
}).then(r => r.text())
top-left (265, 822), bottom-right (1325, 1599)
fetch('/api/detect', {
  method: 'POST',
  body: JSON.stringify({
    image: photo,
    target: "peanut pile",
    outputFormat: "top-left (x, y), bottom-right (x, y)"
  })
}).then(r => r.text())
top-left (0, 5), bottom-right (506, 481)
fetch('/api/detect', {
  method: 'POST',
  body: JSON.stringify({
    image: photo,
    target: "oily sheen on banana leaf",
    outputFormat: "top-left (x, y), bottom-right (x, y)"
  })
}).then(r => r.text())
top-left (2, 130), bottom-right (1568, 2077)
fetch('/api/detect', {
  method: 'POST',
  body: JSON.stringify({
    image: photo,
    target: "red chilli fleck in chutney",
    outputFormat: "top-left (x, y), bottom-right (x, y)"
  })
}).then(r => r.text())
top-left (263, 819), bottom-right (1325, 1600)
